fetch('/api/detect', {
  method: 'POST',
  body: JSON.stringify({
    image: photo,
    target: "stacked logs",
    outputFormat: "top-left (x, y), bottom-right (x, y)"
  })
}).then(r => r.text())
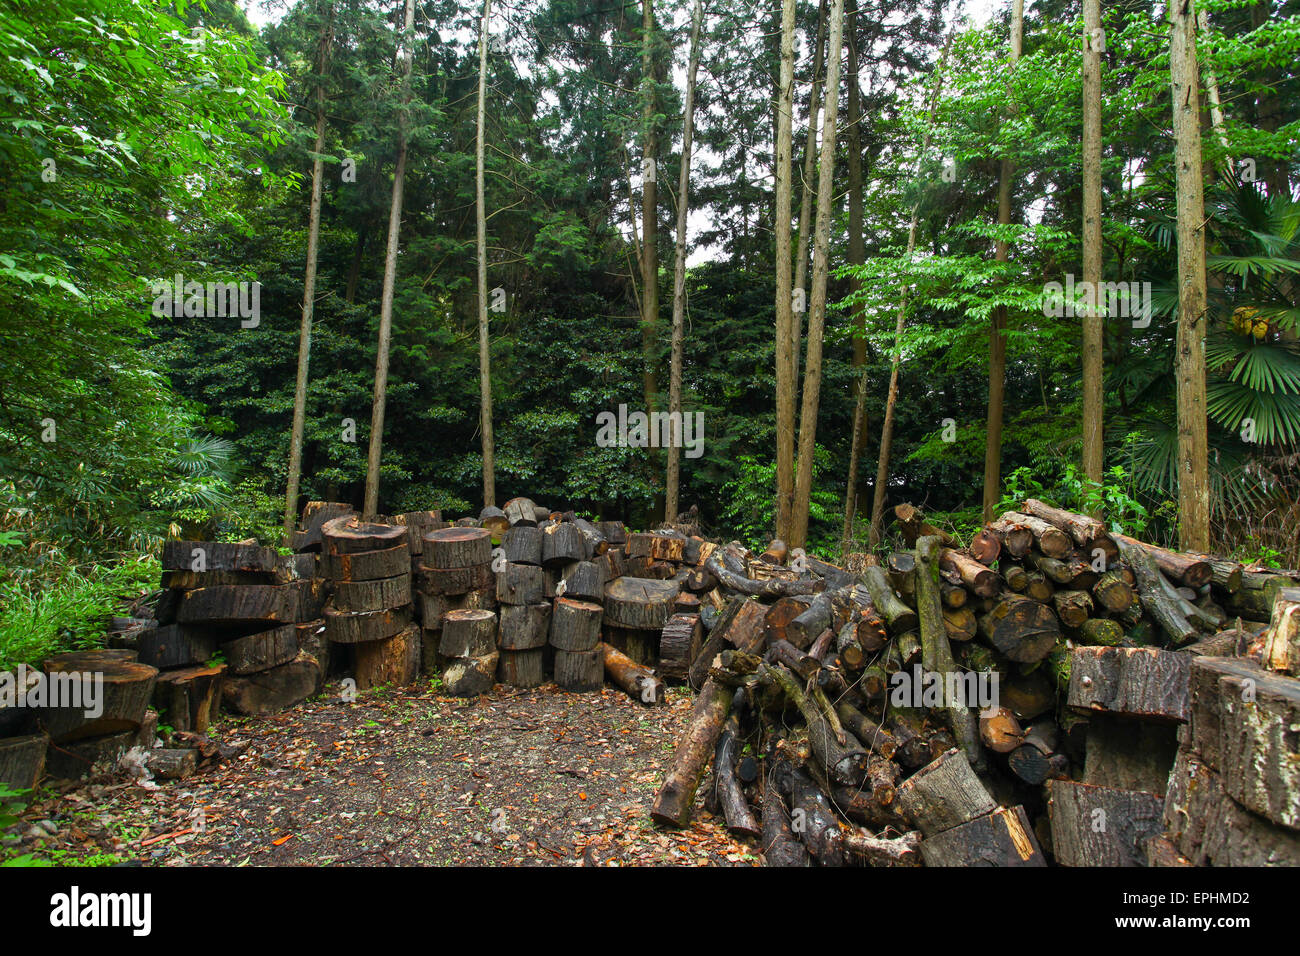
top-left (321, 516), bottom-right (418, 692)
top-left (154, 540), bottom-right (325, 720)
top-left (497, 502), bottom-right (550, 688)
top-left (650, 500), bottom-right (1300, 867)
top-left (419, 526), bottom-right (498, 696)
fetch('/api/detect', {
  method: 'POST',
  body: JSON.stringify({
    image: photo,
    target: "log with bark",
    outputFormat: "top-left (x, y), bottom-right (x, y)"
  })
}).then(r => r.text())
top-left (599, 641), bottom-right (665, 706)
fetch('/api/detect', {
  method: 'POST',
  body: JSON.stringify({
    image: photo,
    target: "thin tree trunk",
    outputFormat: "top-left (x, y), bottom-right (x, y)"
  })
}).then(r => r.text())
top-left (840, 0), bottom-right (866, 555)
top-left (1170, 0), bottom-right (1211, 551)
top-left (1081, 0), bottom-right (1104, 494)
top-left (640, 0), bottom-right (660, 416)
top-left (790, 0), bottom-right (845, 549)
top-left (665, 0), bottom-right (704, 523)
top-left (774, 0), bottom-right (798, 541)
top-left (362, 0), bottom-right (415, 517)
top-left (792, 0), bottom-right (828, 388)
top-left (1196, 9), bottom-right (1230, 153)
top-left (868, 28), bottom-right (953, 547)
top-left (283, 1), bottom-right (334, 543)
top-left (981, 0), bottom-right (1023, 523)
top-left (476, 0), bottom-right (496, 507)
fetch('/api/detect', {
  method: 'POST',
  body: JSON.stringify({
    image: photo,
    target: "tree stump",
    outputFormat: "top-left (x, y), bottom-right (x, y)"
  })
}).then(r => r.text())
top-left (549, 597), bottom-right (603, 651)
top-left (554, 648), bottom-right (602, 692)
top-left (354, 625), bottom-right (421, 689)
top-left (439, 609), bottom-right (498, 659)
top-left (497, 603), bottom-right (551, 650)
top-left (221, 625), bottom-right (299, 675)
top-left (222, 652), bottom-right (321, 715)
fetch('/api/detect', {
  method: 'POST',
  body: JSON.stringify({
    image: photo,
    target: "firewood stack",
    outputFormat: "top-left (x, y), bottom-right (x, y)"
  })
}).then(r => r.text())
top-left (497, 498), bottom-right (549, 688)
top-left (151, 540), bottom-right (325, 720)
top-left (649, 500), bottom-right (1300, 867)
top-left (320, 516), bottom-right (418, 692)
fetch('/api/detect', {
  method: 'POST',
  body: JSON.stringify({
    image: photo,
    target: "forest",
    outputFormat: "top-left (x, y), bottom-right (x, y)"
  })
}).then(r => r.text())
top-left (1, 0), bottom-right (1297, 668)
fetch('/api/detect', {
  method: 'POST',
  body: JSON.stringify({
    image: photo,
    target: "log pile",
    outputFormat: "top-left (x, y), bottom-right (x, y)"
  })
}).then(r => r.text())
top-left (649, 500), bottom-right (1300, 867)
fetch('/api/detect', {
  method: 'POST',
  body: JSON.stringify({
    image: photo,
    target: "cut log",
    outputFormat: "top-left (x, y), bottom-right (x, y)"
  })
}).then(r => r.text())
top-left (497, 603), bottom-right (551, 650)
top-left (502, 525), bottom-right (543, 565)
top-left (1000, 563), bottom-right (1028, 592)
top-left (998, 511), bottom-right (1072, 557)
top-left (627, 531), bottom-right (686, 562)
top-left (1021, 498), bottom-right (1117, 559)
top-left (177, 584), bottom-right (308, 625)
top-left (0, 733), bottom-right (47, 790)
top-left (1083, 713), bottom-right (1179, 795)
top-left (835, 701), bottom-right (898, 759)
top-left (496, 563), bottom-right (545, 605)
top-left (221, 625), bottom-right (299, 675)
top-left (713, 694), bottom-right (759, 835)
top-left (438, 609), bottom-right (498, 658)
top-left (391, 510), bottom-right (444, 556)
top-left (415, 562), bottom-right (495, 596)
top-left (553, 648), bottom-right (603, 692)
top-left (479, 506), bottom-right (509, 535)
top-left (893, 503), bottom-right (960, 548)
top-left (1079, 617), bottom-right (1125, 646)
top-left (1091, 569), bottom-right (1135, 613)
top-left (894, 748), bottom-right (996, 836)
top-left (761, 663), bottom-right (867, 786)
top-left (1114, 533), bottom-right (1211, 588)
top-left (441, 653), bottom-right (498, 696)
top-left (603, 577), bottom-right (681, 630)
top-left (598, 641), bottom-right (665, 705)
top-left (977, 593), bottom-right (1060, 664)
top-left (786, 766), bottom-right (845, 865)
top-left (557, 559), bottom-right (607, 603)
top-left (146, 748), bottom-right (198, 780)
top-left (1262, 586), bottom-right (1300, 676)
top-left (764, 596), bottom-right (813, 645)
top-left (1024, 570), bottom-right (1054, 603)
top-left (968, 528), bottom-right (1002, 565)
top-left (353, 624), bottom-right (420, 689)
top-left (161, 540), bottom-right (277, 573)
top-left (1001, 670), bottom-right (1056, 721)
top-left (659, 613), bottom-right (700, 682)
top-left (597, 520), bottom-right (627, 546)
top-left (332, 574), bottom-right (412, 613)
top-left (324, 605), bottom-right (413, 644)
top-left (919, 805), bottom-right (1047, 867)
top-left (942, 605), bottom-right (977, 643)
top-left (1047, 779), bottom-right (1165, 866)
top-left (1067, 645), bottom-right (1190, 722)
top-left (859, 565), bottom-right (918, 635)
top-left (292, 501), bottom-right (354, 552)
top-left (37, 660), bottom-right (158, 743)
top-left (939, 549), bottom-right (999, 598)
top-left (161, 569), bottom-right (277, 589)
top-left (496, 648), bottom-right (546, 688)
top-left (979, 706), bottom-right (1024, 753)
top-left (422, 527), bottom-right (493, 569)
top-left (548, 597), bottom-right (603, 651)
top-left (703, 551), bottom-right (823, 598)
top-left (787, 591), bottom-right (834, 650)
top-left (136, 625), bottom-right (216, 669)
top-left (503, 497), bottom-right (538, 527)
top-left (573, 518), bottom-right (609, 556)
top-left (987, 514), bottom-right (1034, 558)
top-left (651, 678), bottom-right (733, 826)
top-left (152, 664), bottom-right (225, 733)
top-left (322, 516), bottom-right (406, 555)
top-left (917, 537), bottom-right (983, 769)
top-left (321, 543), bottom-right (410, 582)
top-left (1053, 589), bottom-right (1094, 629)
top-left (887, 551), bottom-right (916, 599)
top-left (542, 522), bottom-right (589, 566)
top-left (760, 752), bottom-right (812, 866)
top-left (222, 652), bottom-right (320, 715)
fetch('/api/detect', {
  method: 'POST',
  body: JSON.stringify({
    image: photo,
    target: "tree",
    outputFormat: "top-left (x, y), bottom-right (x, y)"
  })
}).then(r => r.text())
top-left (793, 0), bottom-right (828, 386)
top-left (774, 0), bottom-right (798, 541)
top-left (982, 0), bottom-right (1024, 523)
top-left (791, 0), bottom-right (845, 549)
top-left (1081, 0), bottom-right (1104, 494)
top-left (640, 0), bottom-right (660, 417)
top-left (1169, 0), bottom-right (1211, 550)
top-left (665, 0), bottom-right (705, 523)
top-left (283, 1), bottom-right (335, 542)
top-left (477, 0), bottom-right (496, 508)
top-left (841, 0), bottom-right (867, 554)
top-left (362, 0), bottom-right (415, 517)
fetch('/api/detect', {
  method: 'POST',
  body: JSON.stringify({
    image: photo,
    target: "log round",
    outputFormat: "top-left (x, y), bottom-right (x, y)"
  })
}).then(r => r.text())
top-left (557, 559), bottom-right (607, 603)
top-left (422, 527), bottom-right (493, 569)
top-left (977, 594), bottom-right (1061, 663)
top-left (38, 659), bottom-right (159, 743)
top-left (161, 540), bottom-right (278, 573)
top-left (549, 597), bottom-right (603, 651)
top-left (439, 609), bottom-right (498, 658)
top-left (497, 648), bottom-right (546, 688)
top-left (323, 605), bottom-right (413, 644)
top-left (496, 562), bottom-right (545, 605)
top-left (220, 624), bottom-right (299, 675)
top-left (0, 733), bottom-right (48, 790)
top-left (479, 506), bottom-right (510, 535)
top-left (503, 497), bottom-right (539, 527)
top-left (497, 603), bottom-right (552, 650)
top-left (603, 577), bottom-right (681, 630)
top-left (414, 563), bottom-right (495, 596)
top-left (222, 652), bottom-right (322, 715)
top-left (354, 625), bottom-right (421, 689)
top-left (321, 543), bottom-right (410, 582)
top-left (442, 653), bottom-right (499, 696)
top-left (541, 522), bottom-right (589, 566)
top-left (322, 516), bottom-right (407, 555)
top-left (332, 574), bottom-right (412, 613)
top-left (503, 525), bottom-right (543, 565)
top-left (553, 648), bottom-right (603, 692)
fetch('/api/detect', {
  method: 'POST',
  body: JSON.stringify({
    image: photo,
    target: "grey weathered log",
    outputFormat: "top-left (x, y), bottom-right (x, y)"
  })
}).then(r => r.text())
top-left (1048, 779), bottom-right (1166, 866)
top-left (221, 624), bottom-right (299, 675)
top-left (894, 748), bottom-right (995, 836)
top-left (439, 608), bottom-right (498, 658)
top-left (497, 603), bottom-right (551, 650)
top-left (1067, 645), bottom-right (1190, 722)
top-left (553, 647), bottom-right (603, 692)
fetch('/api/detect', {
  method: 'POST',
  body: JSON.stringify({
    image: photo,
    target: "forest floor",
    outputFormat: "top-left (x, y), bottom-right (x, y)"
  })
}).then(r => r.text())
top-left (11, 680), bottom-right (760, 867)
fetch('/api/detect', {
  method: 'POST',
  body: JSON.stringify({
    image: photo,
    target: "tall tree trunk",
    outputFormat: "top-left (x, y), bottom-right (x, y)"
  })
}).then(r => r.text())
top-left (640, 0), bottom-right (660, 416)
top-left (981, 0), bottom-right (1023, 523)
top-left (868, 27), bottom-right (953, 547)
top-left (476, 0), bottom-right (496, 507)
top-left (792, 0), bottom-right (828, 388)
top-left (665, 0), bottom-right (704, 523)
top-left (840, 0), bottom-right (867, 555)
top-left (1170, 0), bottom-right (1211, 551)
top-left (362, 0), bottom-right (415, 517)
top-left (1081, 0), bottom-right (1104, 495)
top-left (790, 0), bottom-right (845, 549)
top-left (774, 0), bottom-right (798, 541)
top-left (283, 1), bottom-right (334, 543)
top-left (1196, 9), bottom-right (1230, 153)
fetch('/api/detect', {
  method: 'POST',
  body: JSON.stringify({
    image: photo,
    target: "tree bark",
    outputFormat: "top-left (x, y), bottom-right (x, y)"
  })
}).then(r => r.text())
top-left (1081, 0), bottom-right (1104, 491)
top-left (773, 0), bottom-right (798, 541)
top-left (476, 0), bottom-right (496, 506)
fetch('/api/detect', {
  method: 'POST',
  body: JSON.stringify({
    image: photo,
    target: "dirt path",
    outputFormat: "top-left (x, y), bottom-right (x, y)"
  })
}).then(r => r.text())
top-left (11, 680), bottom-right (760, 867)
